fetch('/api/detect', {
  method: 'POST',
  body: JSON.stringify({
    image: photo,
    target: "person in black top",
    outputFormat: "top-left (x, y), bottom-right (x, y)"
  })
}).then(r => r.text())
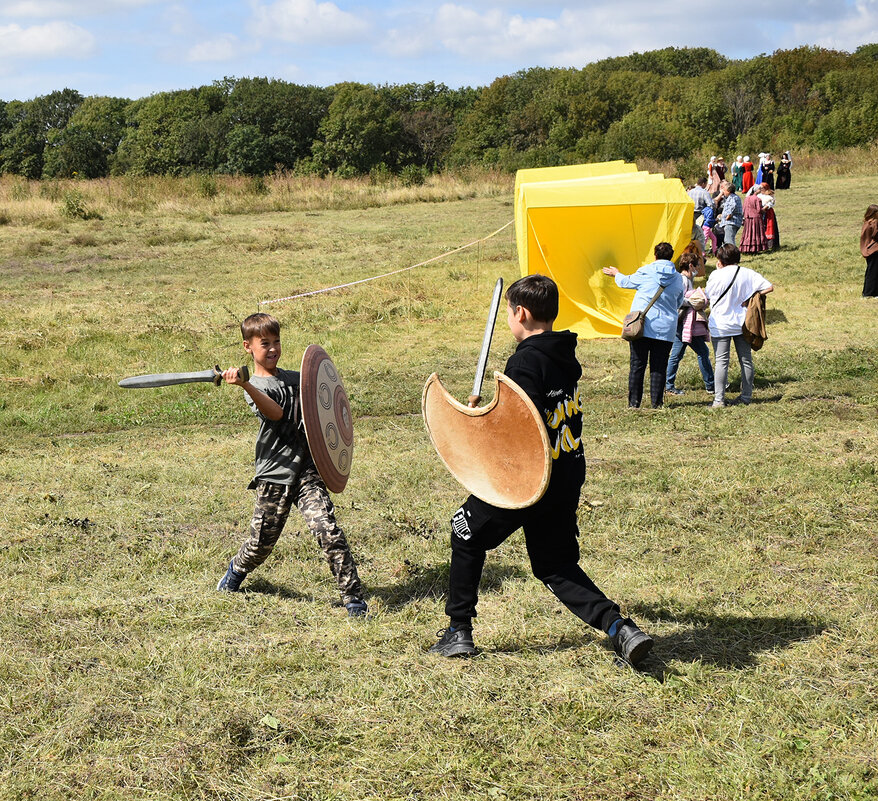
top-left (429, 275), bottom-right (653, 667)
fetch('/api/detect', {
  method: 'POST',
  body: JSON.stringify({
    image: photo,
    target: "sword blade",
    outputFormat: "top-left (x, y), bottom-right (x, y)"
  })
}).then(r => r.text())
top-left (470, 277), bottom-right (504, 401)
top-left (118, 368), bottom-right (219, 389)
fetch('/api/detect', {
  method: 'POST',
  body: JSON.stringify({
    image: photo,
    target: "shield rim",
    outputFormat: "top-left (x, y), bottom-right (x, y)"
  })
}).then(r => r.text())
top-left (300, 344), bottom-right (353, 493)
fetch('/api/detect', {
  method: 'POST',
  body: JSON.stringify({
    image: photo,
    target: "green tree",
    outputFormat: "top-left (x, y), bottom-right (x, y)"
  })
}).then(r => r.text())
top-left (223, 78), bottom-right (330, 173)
top-left (113, 87), bottom-right (225, 175)
top-left (312, 83), bottom-right (404, 175)
top-left (1, 88), bottom-right (83, 177)
top-left (42, 96), bottom-right (130, 178)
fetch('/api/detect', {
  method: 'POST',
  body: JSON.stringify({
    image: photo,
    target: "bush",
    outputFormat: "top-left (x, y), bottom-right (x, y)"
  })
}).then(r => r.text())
top-left (369, 163), bottom-right (394, 185)
top-left (196, 174), bottom-right (218, 198)
top-left (399, 164), bottom-right (427, 186)
top-left (60, 189), bottom-right (102, 220)
top-left (249, 175), bottom-right (270, 196)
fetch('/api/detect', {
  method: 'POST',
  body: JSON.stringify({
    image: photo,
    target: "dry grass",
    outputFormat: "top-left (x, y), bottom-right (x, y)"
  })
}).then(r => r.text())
top-left (0, 168), bottom-right (876, 801)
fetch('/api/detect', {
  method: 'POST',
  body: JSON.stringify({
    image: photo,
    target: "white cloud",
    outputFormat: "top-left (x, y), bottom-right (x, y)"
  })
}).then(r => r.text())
top-left (187, 33), bottom-right (257, 62)
top-left (790, 0), bottom-right (878, 52)
top-left (0, 20), bottom-right (96, 58)
top-left (249, 0), bottom-right (370, 44)
top-left (0, 0), bottom-right (159, 17)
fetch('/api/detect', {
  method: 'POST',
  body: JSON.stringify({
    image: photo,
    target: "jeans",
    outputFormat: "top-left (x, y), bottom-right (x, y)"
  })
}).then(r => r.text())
top-left (712, 335), bottom-right (754, 404)
top-left (723, 224), bottom-right (740, 246)
top-left (628, 337), bottom-right (673, 408)
top-left (666, 320), bottom-right (715, 390)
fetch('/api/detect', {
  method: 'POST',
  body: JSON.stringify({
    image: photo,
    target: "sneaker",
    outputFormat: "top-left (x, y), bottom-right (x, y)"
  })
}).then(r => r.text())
top-left (429, 626), bottom-right (476, 657)
top-left (710, 400), bottom-right (725, 409)
top-left (610, 618), bottom-right (653, 667)
top-left (665, 387), bottom-right (685, 395)
top-left (705, 385), bottom-right (715, 393)
top-left (217, 561), bottom-right (246, 592)
top-left (729, 396), bottom-right (751, 406)
top-left (345, 598), bottom-right (368, 618)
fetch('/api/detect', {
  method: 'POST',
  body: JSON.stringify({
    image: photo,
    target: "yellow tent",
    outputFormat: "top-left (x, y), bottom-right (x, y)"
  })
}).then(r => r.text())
top-left (515, 163), bottom-right (694, 339)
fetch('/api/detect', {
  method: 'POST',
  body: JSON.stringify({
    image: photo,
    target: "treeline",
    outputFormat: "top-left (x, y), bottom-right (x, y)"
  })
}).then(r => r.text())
top-left (2, 44), bottom-right (878, 181)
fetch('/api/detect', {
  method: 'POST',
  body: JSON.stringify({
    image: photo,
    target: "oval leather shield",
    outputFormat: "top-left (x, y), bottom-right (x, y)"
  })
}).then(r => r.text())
top-left (300, 345), bottom-right (353, 493)
top-left (422, 372), bottom-right (551, 509)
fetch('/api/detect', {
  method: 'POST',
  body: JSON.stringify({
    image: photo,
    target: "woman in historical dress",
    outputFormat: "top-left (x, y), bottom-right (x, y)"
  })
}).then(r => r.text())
top-left (731, 156), bottom-right (744, 192)
top-left (776, 152), bottom-right (792, 189)
top-left (741, 156), bottom-right (755, 193)
top-left (761, 154), bottom-right (776, 190)
top-left (740, 191), bottom-right (769, 254)
top-left (707, 157), bottom-right (721, 195)
top-left (758, 186), bottom-right (780, 250)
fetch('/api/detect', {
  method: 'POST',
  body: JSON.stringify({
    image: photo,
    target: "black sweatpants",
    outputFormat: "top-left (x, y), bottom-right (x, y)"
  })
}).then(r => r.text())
top-left (446, 487), bottom-right (622, 634)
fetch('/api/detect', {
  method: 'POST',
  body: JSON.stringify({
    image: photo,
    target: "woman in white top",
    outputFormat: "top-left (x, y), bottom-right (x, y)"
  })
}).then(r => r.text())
top-left (704, 243), bottom-right (774, 408)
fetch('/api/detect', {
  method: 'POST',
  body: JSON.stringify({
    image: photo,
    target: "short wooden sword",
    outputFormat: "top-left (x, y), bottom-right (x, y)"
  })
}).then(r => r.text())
top-left (467, 277), bottom-right (504, 406)
top-left (118, 364), bottom-right (249, 388)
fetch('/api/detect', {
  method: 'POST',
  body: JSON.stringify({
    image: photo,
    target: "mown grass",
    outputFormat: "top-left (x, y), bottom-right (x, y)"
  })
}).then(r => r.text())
top-left (0, 169), bottom-right (876, 801)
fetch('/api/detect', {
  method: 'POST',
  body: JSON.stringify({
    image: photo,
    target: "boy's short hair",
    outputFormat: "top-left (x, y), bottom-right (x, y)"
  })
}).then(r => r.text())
top-left (654, 242), bottom-right (674, 261)
top-left (241, 312), bottom-right (280, 340)
top-left (715, 243), bottom-right (741, 265)
top-left (505, 274), bottom-right (558, 323)
top-left (677, 252), bottom-right (700, 273)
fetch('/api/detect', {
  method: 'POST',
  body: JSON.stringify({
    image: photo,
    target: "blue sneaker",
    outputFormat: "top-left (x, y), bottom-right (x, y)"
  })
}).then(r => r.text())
top-left (345, 598), bottom-right (368, 618)
top-left (665, 387), bottom-right (685, 395)
top-left (217, 561), bottom-right (246, 592)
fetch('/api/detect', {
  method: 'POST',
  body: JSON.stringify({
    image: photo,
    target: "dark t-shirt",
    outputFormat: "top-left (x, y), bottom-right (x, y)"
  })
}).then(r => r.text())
top-left (244, 368), bottom-right (309, 485)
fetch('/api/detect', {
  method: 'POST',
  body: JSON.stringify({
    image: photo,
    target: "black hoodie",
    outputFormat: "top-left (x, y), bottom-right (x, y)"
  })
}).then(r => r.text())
top-left (504, 330), bottom-right (585, 495)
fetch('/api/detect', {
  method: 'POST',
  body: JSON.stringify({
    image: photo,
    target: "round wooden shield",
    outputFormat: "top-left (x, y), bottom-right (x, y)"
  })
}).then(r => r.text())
top-left (422, 371), bottom-right (551, 509)
top-left (300, 345), bottom-right (353, 493)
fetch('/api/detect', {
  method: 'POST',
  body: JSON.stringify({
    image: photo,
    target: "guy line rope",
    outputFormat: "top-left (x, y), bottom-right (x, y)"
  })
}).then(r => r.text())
top-left (259, 219), bottom-right (514, 307)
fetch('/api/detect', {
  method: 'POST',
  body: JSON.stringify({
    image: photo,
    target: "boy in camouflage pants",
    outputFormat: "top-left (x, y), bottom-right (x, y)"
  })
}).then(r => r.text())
top-left (217, 313), bottom-right (367, 616)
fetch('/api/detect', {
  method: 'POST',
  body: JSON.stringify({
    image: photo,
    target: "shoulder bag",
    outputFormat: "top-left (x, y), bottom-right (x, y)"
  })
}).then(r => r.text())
top-left (621, 285), bottom-right (665, 341)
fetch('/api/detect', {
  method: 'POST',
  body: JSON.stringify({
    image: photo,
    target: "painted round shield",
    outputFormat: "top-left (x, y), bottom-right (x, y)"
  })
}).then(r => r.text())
top-left (422, 371), bottom-right (551, 509)
top-left (300, 345), bottom-right (354, 493)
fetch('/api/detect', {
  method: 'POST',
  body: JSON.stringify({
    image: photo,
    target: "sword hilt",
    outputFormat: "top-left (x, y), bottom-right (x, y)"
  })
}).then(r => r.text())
top-left (214, 364), bottom-right (250, 385)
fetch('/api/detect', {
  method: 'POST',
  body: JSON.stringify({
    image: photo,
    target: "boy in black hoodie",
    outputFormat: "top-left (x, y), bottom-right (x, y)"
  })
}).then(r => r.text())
top-left (429, 274), bottom-right (653, 667)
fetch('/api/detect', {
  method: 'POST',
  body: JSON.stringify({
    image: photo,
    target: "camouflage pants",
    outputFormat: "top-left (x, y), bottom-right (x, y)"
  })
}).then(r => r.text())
top-left (232, 465), bottom-right (365, 604)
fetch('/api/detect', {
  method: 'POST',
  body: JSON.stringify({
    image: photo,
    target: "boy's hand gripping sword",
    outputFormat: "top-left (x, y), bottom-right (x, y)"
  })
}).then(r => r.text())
top-left (118, 365), bottom-right (249, 388)
top-left (467, 277), bottom-right (504, 407)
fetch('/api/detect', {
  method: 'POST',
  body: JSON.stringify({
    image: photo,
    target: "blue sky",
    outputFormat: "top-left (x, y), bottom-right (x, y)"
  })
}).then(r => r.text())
top-left (2, 0), bottom-right (877, 101)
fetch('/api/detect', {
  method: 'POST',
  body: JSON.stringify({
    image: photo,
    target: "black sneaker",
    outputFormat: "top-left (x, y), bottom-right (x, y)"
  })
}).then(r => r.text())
top-left (345, 598), bottom-right (368, 618)
top-left (217, 561), bottom-right (246, 592)
top-left (665, 387), bottom-right (685, 395)
top-left (610, 618), bottom-right (653, 666)
top-left (429, 626), bottom-right (476, 657)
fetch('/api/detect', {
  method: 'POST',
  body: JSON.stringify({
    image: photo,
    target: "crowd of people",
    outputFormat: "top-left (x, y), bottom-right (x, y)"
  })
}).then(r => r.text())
top-left (692, 152), bottom-right (790, 255)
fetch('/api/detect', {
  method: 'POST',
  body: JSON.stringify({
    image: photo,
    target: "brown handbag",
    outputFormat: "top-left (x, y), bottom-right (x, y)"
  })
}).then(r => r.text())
top-left (621, 285), bottom-right (665, 341)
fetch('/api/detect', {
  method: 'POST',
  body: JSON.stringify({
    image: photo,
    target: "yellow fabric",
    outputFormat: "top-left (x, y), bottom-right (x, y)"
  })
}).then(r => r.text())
top-left (515, 162), bottom-right (694, 339)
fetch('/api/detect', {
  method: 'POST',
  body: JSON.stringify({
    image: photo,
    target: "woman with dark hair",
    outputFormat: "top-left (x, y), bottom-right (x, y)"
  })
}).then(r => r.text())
top-left (861, 205), bottom-right (878, 297)
top-left (602, 243), bottom-right (686, 409)
top-left (761, 154), bottom-right (775, 190)
top-left (776, 152), bottom-right (792, 190)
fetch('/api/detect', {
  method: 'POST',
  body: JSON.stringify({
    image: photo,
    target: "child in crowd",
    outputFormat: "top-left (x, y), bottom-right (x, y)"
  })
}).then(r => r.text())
top-left (704, 245), bottom-right (774, 408)
top-left (665, 252), bottom-right (714, 396)
top-left (701, 201), bottom-right (718, 253)
top-left (429, 275), bottom-right (653, 667)
top-left (217, 313), bottom-right (368, 617)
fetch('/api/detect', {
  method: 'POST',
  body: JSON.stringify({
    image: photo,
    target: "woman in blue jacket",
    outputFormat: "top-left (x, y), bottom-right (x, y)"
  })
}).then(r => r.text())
top-left (603, 242), bottom-right (686, 408)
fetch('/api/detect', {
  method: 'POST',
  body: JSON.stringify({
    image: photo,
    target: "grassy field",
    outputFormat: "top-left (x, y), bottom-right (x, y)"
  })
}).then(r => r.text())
top-left (0, 168), bottom-right (876, 801)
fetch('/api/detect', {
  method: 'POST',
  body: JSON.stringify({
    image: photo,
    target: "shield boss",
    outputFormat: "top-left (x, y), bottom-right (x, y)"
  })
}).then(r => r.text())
top-left (300, 345), bottom-right (354, 492)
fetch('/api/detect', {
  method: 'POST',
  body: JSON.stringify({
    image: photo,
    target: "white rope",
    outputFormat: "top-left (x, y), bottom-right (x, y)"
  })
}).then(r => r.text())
top-left (259, 219), bottom-right (514, 306)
